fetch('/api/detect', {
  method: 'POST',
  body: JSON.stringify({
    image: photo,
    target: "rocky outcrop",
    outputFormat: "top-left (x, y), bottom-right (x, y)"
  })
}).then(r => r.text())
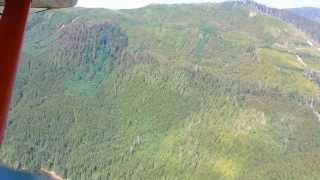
top-left (304, 68), bottom-right (320, 85)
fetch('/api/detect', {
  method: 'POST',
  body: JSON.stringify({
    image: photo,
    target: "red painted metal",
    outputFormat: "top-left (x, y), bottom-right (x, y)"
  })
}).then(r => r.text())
top-left (0, 0), bottom-right (31, 143)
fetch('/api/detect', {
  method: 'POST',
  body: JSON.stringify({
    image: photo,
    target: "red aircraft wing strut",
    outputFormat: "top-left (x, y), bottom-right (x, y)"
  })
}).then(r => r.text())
top-left (0, 0), bottom-right (32, 143)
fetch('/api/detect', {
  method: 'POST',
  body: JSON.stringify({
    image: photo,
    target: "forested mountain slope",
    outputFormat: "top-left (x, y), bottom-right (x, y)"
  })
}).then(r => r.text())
top-left (240, 0), bottom-right (320, 42)
top-left (289, 7), bottom-right (320, 23)
top-left (1, 2), bottom-right (320, 180)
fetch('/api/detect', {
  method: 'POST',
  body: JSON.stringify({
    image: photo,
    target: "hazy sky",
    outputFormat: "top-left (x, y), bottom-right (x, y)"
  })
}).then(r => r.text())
top-left (77, 0), bottom-right (320, 9)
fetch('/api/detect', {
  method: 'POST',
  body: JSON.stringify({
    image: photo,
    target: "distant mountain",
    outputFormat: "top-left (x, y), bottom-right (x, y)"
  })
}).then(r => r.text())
top-left (239, 0), bottom-right (320, 42)
top-left (289, 7), bottom-right (320, 23)
top-left (1, 1), bottom-right (320, 179)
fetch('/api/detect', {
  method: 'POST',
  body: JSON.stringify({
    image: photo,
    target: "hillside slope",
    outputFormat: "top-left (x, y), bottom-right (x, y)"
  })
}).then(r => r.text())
top-left (1, 2), bottom-right (320, 180)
